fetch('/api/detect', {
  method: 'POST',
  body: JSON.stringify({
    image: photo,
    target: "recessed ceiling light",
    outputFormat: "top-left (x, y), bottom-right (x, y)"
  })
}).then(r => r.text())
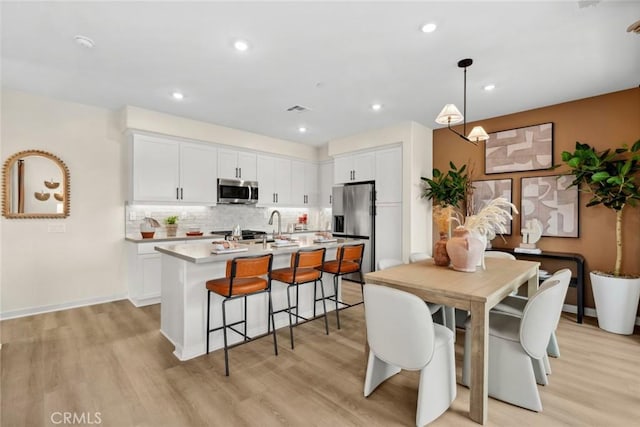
top-left (483, 84), bottom-right (496, 91)
top-left (371, 103), bottom-right (382, 111)
top-left (421, 23), bottom-right (437, 33)
top-left (234, 39), bottom-right (250, 52)
top-left (171, 91), bottom-right (185, 100)
top-left (298, 126), bottom-right (307, 133)
top-left (74, 35), bottom-right (95, 48)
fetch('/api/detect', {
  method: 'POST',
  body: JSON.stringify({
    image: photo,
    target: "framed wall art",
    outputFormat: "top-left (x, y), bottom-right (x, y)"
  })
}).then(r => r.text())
top-left (520, 174), bottom-right (579, 238)
top-left (485, 122), bottom-right (553, 174)
top-left (471, 178), bottom-right (513, 235)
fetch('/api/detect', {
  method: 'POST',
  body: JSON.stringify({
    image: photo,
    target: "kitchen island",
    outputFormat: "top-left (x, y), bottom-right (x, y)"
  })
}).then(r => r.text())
top-left (155, 237), bottom-right (361, 361)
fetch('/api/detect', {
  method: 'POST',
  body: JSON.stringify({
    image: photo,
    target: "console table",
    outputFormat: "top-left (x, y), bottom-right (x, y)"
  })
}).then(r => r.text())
top-left (491, 248), bottom-right (585, 323)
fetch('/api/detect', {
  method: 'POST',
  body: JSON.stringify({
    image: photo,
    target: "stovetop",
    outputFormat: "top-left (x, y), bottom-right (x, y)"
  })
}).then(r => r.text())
top-left (210, 229), bottom-right (267, 240)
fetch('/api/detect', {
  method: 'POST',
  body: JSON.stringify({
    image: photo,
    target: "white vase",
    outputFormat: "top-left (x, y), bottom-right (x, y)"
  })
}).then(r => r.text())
top-left (591, 272), bottom-right (640, 335)
top-left (467, 230), bottom-right (488, 269)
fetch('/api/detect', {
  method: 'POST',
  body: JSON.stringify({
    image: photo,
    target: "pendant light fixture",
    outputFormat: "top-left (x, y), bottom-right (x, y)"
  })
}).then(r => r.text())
top-left (435, 58), bottom-right (489, 145)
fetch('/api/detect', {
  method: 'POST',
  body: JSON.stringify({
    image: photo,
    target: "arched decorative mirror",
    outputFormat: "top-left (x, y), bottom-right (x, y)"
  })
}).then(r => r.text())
top-left (2, 150), bottom-right (70, 219)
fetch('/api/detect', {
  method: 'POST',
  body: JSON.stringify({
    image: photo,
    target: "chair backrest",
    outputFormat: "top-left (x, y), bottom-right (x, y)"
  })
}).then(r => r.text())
top-left (226, 253), bottom-right (273, 279)
top-left (484, 251), bottom-right (516, 260)
top-left (291, 247), bottom-right (326, 269)
top-left (377, 258), bottom-right (404, 270)
top-left (338, 243), bottom-right (365, 264)
top-left (363, 284), bottom-right (435, 370)
top-left (519, 279), bottom-right (568, 359)
top-left (409, 252), bottom-right (431, 263)
top-left (547, 268), bottom-right (572, 326)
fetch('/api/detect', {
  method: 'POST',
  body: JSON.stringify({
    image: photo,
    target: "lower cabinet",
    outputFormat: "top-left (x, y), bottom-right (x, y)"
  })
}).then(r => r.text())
top-left (127, 241), bottom-right (183, 307)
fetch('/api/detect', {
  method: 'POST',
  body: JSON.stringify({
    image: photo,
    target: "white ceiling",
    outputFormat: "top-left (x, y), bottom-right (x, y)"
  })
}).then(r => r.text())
top-left (1, 1), bottom-right (639, 146)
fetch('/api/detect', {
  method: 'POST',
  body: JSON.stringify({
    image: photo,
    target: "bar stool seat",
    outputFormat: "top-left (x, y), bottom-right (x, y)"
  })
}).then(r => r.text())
top-left (205, 253), bottom-right (277, 376)
top-left (320, 260), bottom-right (360, 274)
top-left (271, 248), bottom-right (328, 349)
top-left (206, 277), bottom-right (267, 295)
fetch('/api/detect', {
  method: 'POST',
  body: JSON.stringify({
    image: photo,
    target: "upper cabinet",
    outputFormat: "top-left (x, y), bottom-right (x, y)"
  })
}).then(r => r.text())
top-left (130, 133), bottom-right (217, 204)
top-left (257, 155), bottom-right (291, 206)
top-left (374, 146), bottom-right (402, 204)
top-left (218, 148), bottom-right (257, 181)
top-left (334, 151), bottom-right (375, 184)
top-left (291, 160), bottom-right (318, 206)
top-left (318, 161), bottom-right (334, 208)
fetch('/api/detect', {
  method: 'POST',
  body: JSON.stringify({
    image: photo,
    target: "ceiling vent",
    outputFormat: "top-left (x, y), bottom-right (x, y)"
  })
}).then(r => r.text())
top-left (286, 105), bottom-right (311, 113)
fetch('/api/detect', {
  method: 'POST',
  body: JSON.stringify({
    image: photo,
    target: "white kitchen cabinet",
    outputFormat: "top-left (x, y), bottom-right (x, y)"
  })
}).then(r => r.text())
top-left (334, 151), bottom-right (375, 184)
top-left (130, 133), bottom-right (217, 204)
top-left (375, 145), bottom-right (402, 204)
top-left (257, 155), bottom-right (291, 205)
top-left (127, 242), bottom-right (166, 306)
top-left (218, 148), bottom-right (257, 181)
top-left (319, 161), bottom-right (334, 208)
top-left (291, 160), bottom-right (318, 206)
top-left (375, 204), bottom-right (402, 264)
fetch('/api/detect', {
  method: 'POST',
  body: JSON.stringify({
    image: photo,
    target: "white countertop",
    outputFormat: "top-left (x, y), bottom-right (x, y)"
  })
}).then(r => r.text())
top-left (125, 233), bottom-right (225, 243)
top-left (155, 236), bottom-right (361, 264)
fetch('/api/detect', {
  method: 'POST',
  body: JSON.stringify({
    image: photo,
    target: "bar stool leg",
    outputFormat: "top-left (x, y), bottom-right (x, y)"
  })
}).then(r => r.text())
top-left (222, 299), bottom-right (230, 376)
top-left (243, 295), bottom-right (248, 342)
top-left (206, 291), bottom-right (211, 354)
top-left (286, 285), bottom-right (295, 349)
top-left (313, 282), bottom-right (318, 318)
top-left (317, 278), bottom-right (329, 335)
top-left (268, 292), bottom-right (278, 356)
top-left (334, 274), bottom-right (341, 329)
top-left (295, 286), bottom-right (300, 326)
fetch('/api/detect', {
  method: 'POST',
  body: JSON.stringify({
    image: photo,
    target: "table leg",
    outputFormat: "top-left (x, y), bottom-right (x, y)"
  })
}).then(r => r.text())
top-left (469, 300), bottom-right (488, 425)
top-left (527, 270), bottom-right (538, 298)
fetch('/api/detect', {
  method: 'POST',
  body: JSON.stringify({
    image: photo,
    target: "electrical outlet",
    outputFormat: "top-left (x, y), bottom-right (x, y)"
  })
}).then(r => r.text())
top-left (181, 211), bottom-right (188, 219)
top-left (129, 211), bottom-right (137, 221)
top-left (145, 211), bottom-right (151, 218)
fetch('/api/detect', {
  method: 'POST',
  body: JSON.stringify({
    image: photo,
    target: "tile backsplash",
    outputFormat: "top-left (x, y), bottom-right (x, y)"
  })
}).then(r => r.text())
top-left (125, 204), bottom-right (332, 235)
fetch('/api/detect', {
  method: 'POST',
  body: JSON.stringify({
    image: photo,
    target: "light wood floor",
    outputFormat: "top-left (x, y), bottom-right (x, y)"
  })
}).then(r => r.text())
top-left (2, 284), bottom-right (639, 427)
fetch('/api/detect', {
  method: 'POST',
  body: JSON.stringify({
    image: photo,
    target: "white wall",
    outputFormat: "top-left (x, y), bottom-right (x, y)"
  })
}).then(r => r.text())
top-left (1, 89), bottom-right (126, 318)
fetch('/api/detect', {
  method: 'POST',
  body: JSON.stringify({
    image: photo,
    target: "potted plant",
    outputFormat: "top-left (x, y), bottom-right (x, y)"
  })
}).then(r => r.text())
top-left (562, 139), bottom-right (640, 334)
top-left (165, 215), bottom-right (179, 237)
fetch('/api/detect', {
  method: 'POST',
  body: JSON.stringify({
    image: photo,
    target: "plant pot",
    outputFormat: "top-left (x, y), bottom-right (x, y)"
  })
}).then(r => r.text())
top-left (433, 232), bottom-right (450, 266)
top-left (166, 224), bottom-right (178, 237)
top-left (591, 272), bottom-right (640, 335)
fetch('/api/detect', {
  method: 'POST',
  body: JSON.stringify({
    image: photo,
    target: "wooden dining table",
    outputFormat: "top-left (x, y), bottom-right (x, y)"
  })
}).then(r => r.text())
top-left (364, 257), bottom-right (540, 425)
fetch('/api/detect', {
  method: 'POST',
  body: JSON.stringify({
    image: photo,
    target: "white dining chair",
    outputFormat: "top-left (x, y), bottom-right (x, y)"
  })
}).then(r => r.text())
top-left (409, 252), bottom-right (431, 263)
top-left (363, 284), bottom-right (456, 426)
top-left (493, 268), bottom-right (571, 365)
top-left (484, 250), bottom-right (516, 260)
top-left (377, 259), bottom-right (444, 318)
top-left (461, 278), bottom-right (569, 412)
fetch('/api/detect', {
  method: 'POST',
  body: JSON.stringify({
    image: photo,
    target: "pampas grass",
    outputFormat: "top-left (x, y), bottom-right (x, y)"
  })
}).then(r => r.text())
top-left (464, 197), bottom-right (518, 240)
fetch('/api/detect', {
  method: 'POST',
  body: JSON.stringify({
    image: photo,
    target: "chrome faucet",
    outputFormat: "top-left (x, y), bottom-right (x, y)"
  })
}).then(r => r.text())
top-left (268, 210), bottom-right (282, 238)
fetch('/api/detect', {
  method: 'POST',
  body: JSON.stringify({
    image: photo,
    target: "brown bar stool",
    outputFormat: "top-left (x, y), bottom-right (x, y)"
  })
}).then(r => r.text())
top-left (271, 247), bottom-right (328, 349)
top-left (316, 243), bottom-right (365, 329)
top-left (205, 253), bottom-right (277, 376)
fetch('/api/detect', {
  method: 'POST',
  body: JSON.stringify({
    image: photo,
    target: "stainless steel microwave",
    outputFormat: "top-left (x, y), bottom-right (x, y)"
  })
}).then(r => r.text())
top-left (217, 178), bottom-right (259, 204)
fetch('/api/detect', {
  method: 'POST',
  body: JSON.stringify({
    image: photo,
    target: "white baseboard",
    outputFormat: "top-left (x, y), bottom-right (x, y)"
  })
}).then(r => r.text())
top-left (0, 293), bottom-right (128, 321)
top-left (128, 294), bottom-right (160, 307)
top-left (562, 303), bottom-right (640, 326)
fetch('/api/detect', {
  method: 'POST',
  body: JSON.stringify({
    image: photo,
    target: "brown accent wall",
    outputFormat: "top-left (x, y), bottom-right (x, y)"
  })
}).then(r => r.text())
top-left (433, 87), bottom-right (640, 310)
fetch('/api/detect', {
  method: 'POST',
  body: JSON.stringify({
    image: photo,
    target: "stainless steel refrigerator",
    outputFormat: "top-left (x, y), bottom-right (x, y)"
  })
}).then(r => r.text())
top-left (331, 181), bottom-right (375, 279)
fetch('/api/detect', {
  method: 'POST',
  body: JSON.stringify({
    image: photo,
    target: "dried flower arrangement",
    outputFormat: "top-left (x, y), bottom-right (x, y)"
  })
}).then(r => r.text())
top-left (433, 205), bottom-right (456, 235)
top-left (463, 197), bottom-right (517, 240)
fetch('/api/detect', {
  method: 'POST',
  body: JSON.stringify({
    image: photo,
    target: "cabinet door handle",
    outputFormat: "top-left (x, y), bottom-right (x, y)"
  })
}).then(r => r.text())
top-left (272, 193), bottom-right (275, 203)
top-left (176, 187), bottom-right (180, 200)
top-left (180, 188), bottom-right (184, 200)
top-left (329, 195), bottom-right (332, 204)
top-left (239, 167), bottom-right (242, 178)
top-left (276, 193), bottom-right (278, 203)
top-left (235, 167), bottom-right (238, 178)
